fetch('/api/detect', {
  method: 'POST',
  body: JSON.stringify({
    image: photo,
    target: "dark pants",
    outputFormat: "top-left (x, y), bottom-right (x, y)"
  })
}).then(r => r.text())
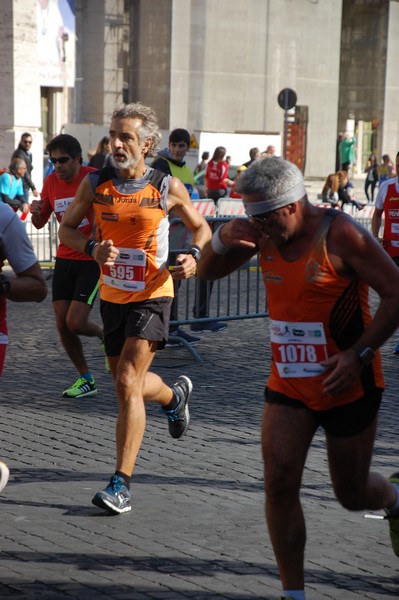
top-left (192, 278), bottom-right (214, 319)
top-left (364, 179), bottom-right (377, 203)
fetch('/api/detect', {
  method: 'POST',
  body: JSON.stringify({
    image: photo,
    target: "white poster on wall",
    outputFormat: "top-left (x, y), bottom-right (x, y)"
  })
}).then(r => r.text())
top-left (37, 0), bottom-right (76, 88)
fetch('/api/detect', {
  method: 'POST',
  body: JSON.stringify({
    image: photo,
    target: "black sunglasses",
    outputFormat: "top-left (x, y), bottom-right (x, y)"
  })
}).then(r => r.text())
top-left (247, 209), bottom-right (279, 223)
top-left (49, 156), bottom-right (72, 165)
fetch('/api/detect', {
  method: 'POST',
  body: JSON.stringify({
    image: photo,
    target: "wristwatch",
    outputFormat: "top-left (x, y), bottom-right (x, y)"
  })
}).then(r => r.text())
top-left (356, 346), bottom-right (376, 366)
top-left (0, 274), bottom-right (11, 295)
top-left (187, 245), bottom-right (202, 262)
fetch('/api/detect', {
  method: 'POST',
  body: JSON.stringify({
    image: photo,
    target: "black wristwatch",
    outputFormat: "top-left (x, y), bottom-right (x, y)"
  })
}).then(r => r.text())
top-left (187, 245), bottom-right (202, 262)
top-left (356, 346), bottom-right (376, 366)
top-left (0, 274), bottom-right (11, 295)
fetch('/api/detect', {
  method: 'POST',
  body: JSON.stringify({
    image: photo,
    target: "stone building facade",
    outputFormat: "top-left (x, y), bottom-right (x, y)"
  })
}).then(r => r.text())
top-left (0, 0), bottom-right (398, 186)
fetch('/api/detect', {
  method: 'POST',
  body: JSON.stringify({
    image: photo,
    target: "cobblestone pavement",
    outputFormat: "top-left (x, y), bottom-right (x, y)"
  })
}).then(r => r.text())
top-left (1, 275), bottom-right (399, 599)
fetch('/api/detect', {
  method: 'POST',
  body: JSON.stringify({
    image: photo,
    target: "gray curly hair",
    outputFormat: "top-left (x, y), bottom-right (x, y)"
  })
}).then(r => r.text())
top-left (111, 102), bottom-right (162, 157)
top-left (237, 157), bottom-right (307, 213)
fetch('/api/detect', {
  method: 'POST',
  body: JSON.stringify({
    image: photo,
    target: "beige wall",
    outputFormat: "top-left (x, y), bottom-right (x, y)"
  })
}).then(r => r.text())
top-left (75, 0), bottom-right (124, 125)
top-left (169, 0), bottom-right (342, 177)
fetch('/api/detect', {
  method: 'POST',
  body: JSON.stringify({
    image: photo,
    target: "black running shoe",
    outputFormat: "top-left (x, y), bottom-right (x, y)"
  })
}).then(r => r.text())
top-left (163, 375), bottom-right (192, 439)
top-left (92, 475), bottom-right (131, 514)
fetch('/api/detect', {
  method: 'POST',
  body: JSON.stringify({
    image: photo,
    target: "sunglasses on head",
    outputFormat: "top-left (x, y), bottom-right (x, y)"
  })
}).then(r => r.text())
top-left (49, 156), bottom-right (72, 165)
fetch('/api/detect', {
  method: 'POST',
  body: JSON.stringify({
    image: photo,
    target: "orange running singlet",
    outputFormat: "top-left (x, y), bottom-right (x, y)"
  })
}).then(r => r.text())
top-left (260, 210), bottom-right (384, 410)
top-left (91, 167), bottom-right (174, 304)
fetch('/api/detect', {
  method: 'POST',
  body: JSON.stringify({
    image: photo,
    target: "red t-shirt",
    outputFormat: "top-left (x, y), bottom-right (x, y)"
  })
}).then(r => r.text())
top-left (205, 160), bottom-right (229, 190)
top-left (40, 165), bottom-right (96, 260)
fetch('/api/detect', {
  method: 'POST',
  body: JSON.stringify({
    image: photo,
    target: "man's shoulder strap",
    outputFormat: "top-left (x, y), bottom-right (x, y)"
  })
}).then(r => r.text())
top-left (92, 165), bottom-right (167, 193)
top-left (96, 166), bottom-right (115, 187)
top-left (149, 168), bottom-right (168, 192)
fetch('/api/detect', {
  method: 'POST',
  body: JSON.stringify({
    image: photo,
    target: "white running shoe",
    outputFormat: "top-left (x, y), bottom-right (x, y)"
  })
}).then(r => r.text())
top-left (0, 461), bottom-right (10, 493)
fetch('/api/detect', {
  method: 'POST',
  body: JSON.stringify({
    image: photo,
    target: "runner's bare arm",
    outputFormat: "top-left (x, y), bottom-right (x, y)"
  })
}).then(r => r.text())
top-left (321, 216), bottom-right (399, 394)
top-left (329, 215), bottom-right (399, 351)
top-left (5, 263), bottom-right (48, 303)
top-left (197, 218), bottom-right (261, 280)
top-left (371, 207), bottom-right (383, 239)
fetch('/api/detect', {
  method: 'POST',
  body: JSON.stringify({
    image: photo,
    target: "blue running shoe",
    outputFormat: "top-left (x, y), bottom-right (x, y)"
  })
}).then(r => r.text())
top-left (162, 375), bottom-right (192, 439)
top-left (386, 472), bottom-right (399, 556)
top-left (190, 321), bottom-right (227, 333)
top-left (92, 475), bottom-right (131, 514)
top-left (166, 327), bottom-right (200, 347)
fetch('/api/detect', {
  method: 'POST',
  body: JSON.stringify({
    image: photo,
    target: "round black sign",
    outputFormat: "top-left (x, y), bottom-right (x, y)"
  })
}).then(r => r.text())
top-left (278, 88), bottom-right (297, 110)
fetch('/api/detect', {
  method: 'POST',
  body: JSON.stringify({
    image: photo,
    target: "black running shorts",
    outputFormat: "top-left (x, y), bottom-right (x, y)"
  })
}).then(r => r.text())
top-left (101, 297), bottom-right (173, 357)
top-left (265, 387), bottom-right (383, 437)
top-left (52, 258), bottom-right (100, 305)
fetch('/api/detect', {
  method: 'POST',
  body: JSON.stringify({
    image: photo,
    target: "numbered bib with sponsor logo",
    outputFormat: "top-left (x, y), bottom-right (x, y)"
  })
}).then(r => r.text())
top-left (102, 247), bottom-right (146, 291)
top-left (54, 198), bottom-right (89, 228)
top-left (270, 319), bottom-right (328, 378)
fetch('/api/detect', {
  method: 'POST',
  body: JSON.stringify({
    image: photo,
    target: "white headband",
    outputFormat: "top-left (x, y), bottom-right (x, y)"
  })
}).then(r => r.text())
top-left (244, 181), bottom-right (307, 216)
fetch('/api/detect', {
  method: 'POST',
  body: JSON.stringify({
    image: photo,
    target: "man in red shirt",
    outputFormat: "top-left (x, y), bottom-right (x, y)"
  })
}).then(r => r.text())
top-left (371, 150), bottom-right (399, 353)
top-left (30, 134), bottom-right (103, 399)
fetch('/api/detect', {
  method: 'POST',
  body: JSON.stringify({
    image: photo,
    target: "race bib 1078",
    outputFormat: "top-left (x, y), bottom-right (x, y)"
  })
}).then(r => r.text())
top-left (270, 319), bottom-right (328, 378)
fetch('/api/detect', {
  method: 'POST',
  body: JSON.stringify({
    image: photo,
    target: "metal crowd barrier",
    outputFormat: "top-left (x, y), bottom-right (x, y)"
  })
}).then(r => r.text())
top-left (314, 201), bottom-right (378, 233)
top-left (24, 213), bottom-right (59, 267)
top-left (23, 200), bottom-right (378, 363)
top-left (168, 215), bottom-right (267, 362)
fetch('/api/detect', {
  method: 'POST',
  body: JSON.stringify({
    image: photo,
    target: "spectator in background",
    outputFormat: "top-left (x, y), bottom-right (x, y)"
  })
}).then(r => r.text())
top-left (194, 151), bottom-right (210, 175)
top-left (205, 146), bottom-right (233, 204)
top-left (364, 154), bottom-right (379, 203)
top-left (378, 154), bottom-right (395, 186)
top-left (335, 131), bottom-right (344, 171)
top-left (151, 129), bottom-right (195, 197)
top-left (337, 170), bottom-right (363, 211)
top-left (321, 171), bottom-right (363, 211)
top-left (229, 165), bottom-right (247, 198)
top-left (151, 128), bottom-right (200, 346)
top-left (11, 132), bottom-right (39, 204)
top-left (88, 136), bottom-right (113, 169)
top-left (338, 132), bottom-right (356, 173)
top-left (0, 159), bottom-right (30, 216)
top-left (86, 149), bottom-right (95, 165)
top-left (262, 145), bottom-right (276, 158)
top-left (321, 172), bottom-right (340, 207)
top-left (243, 147), bottom-right (260, 168)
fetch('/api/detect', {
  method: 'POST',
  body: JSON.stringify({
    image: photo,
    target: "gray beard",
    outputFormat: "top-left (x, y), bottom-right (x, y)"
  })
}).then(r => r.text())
top-left (110, 155), bottom-right (139, 170)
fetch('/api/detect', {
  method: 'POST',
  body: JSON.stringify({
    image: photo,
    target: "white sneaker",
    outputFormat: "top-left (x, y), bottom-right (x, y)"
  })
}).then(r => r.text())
top-left (0, 461), bottom-right (10, 493)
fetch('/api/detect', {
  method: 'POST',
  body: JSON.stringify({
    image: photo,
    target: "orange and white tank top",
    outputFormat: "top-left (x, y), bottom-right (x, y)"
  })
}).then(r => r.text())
top-left (259, 210), bottom-right (384, 410)
top-left (91, 167), bottom-right (173, 304)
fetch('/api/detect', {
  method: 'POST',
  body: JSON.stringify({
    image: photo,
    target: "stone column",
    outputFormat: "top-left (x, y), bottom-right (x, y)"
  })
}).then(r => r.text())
top-left (0, 0), bottom-right (43, 190)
